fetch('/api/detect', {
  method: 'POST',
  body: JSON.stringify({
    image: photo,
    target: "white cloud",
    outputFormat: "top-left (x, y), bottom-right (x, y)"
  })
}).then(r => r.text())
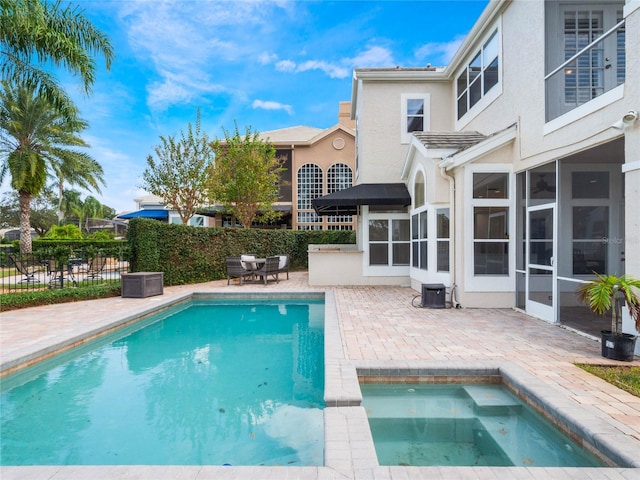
top-left (415, 35), bottom-right (466, 66)
top-left (115, 1), bottom-right (288, 112)
top-left (348, 46), bottom-right (394, 68)
top-left (273, 45), bottom-right (394, 80)
top-left (296, 60), bottom-right (350, 79)
top-left (252, 100), bottom-right (293, 115)
top-left (275, 60), bottom-right (296, 72)
top-left (259, 52), bottom-right (278, 65)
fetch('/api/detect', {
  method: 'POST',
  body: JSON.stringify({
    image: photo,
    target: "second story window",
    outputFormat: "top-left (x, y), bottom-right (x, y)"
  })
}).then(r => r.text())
top-left (401, 94), bottom-right (430, 143)
top-left (544, 2), bottom-right (625, 121)
top-left (457, 29), bottom-right (499, 120)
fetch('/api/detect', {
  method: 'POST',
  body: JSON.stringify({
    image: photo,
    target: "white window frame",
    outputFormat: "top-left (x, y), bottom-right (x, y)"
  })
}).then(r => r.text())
top-left (455, 22), bottom-right (503, 129)
top-left (464, 164), bottom-right (515, 292)
top-left (297, 163), bottom-right (323, 227)
top-left (363, 208), bottom-right (411, 277)
top-left (401, 93), bottom-right (430, 144)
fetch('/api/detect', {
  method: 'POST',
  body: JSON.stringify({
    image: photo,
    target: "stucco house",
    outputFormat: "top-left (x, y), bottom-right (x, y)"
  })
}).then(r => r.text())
top-left (258, 101), bottom-right (356, 231)
top-left (310, 0), bottom-right (640, 346)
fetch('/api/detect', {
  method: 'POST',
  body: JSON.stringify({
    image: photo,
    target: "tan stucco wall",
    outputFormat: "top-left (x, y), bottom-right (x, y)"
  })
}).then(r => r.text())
top-left (291, 128), bottom-right (356, 230)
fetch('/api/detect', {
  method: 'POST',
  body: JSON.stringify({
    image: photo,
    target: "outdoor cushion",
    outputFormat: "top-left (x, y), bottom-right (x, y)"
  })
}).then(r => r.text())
top-left (241, 255), bottom-right (257, 270)
top-left (278, 255), bottom-right (287, 270)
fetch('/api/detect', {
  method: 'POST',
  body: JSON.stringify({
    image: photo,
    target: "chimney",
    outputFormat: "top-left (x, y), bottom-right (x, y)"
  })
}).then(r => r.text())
top-left (338, 101), bottom-right (355, 129)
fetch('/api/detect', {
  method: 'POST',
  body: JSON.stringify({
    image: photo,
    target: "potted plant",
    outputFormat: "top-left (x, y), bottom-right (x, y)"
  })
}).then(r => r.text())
top-left (577, 273), bottom-right (640, 361)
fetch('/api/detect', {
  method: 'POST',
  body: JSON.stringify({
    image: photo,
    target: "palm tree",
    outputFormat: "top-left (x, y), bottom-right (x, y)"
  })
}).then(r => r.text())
top-left (52, 155), bottom-right (106, 222)
top-left (0, 82), bottom-right (104, 252)
top-left (59, 188), bottom-right (83, 224)
top-left (1, 0), bottom-right (114, 116)
top-left (79, 195), bottom-right (103, 233)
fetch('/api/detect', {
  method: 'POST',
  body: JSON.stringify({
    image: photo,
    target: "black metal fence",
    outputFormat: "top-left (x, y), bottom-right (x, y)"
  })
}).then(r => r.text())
top-left (0, 245), bottom-right (129, 293)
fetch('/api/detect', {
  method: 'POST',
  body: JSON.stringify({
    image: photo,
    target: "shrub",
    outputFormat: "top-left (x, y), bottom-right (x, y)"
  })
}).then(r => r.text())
top-left (0, 282), bottom-right (122, 311)
top-left (127, 218), bottom-right (355, 285)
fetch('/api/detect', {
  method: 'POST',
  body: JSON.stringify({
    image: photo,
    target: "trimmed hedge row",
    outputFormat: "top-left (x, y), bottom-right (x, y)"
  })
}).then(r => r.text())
top-left (128, 218), bottom-right (355, 286)
top-left (1, 283), bottom-right (122, 311)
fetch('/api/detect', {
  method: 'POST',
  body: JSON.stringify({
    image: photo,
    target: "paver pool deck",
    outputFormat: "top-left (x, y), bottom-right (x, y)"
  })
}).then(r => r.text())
top-left (1, 272), bottom-right (639, 479)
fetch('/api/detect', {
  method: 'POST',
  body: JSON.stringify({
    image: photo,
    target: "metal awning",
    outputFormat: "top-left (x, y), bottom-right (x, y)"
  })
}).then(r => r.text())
top-left (312, 183), bottom-right (411, 216)
top-left (117, 209), bottom-right (169, 220)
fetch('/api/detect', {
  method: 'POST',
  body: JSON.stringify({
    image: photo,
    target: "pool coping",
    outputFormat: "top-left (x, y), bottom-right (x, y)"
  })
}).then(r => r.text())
top-left (1, 291), bottom-right (639, 480)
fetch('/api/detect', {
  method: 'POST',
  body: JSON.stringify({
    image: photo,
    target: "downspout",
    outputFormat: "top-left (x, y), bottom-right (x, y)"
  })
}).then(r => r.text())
top-left (439, 160), bottom-right (460, 308)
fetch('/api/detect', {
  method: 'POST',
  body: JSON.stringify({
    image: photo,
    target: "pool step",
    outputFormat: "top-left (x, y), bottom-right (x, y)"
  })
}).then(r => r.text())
top-left (463, 386), bottom-right (522, 415)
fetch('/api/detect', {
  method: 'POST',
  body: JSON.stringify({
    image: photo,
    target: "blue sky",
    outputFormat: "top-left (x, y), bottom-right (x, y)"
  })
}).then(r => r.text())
top-left (10, 0), bottom-right (490, 214)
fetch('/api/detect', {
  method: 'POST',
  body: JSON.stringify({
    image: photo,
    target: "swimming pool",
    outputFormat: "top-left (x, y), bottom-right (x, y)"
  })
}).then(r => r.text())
top-left (0, 298), bottom-right (325, 466)
top-left (361, 383), bottom-right (605, 467)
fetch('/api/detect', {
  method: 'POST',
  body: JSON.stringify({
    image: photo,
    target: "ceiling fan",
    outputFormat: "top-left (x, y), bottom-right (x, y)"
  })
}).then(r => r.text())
top-left (533, 174), bottom-right (555, 194)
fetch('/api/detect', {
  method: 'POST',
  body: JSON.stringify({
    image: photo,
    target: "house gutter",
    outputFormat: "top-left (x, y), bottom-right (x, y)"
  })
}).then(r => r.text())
top-left (439, 161), bottom-right (459, 308)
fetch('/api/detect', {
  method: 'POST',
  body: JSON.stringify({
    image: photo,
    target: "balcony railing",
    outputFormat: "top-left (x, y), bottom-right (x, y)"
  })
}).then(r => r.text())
top-left (545, 18), bottom-right (625, 122)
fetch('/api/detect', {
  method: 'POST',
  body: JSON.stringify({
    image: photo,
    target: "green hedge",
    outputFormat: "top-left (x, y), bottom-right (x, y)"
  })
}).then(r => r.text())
top-left (0, 282), bottom-right (122, 311)
top-left (127, 218), bottom-right (355, 285)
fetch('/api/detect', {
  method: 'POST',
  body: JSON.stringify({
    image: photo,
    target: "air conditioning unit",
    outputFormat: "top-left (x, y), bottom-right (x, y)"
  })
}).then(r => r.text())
top-left (421, 283), bottom-right (446, 308)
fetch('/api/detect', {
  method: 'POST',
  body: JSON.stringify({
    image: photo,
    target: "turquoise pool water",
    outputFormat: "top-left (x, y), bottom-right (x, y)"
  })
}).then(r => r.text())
top-left (361, 384), bottom-right (606, 467)
top-left (1, 299), bottom-right (325, 466)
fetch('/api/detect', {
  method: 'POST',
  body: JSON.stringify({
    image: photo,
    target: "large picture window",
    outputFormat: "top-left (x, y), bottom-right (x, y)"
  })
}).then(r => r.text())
top-left (457, 30), bottom-right (499, 119)
top-left (369, 219), bottom-right (410, 266)
top-left (472, 172), bottom-right (509, 275)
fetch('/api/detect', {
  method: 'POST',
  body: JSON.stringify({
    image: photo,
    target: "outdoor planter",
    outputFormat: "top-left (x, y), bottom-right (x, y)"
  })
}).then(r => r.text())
top-left (577, 274), bottom-right (640, 362)
top-left (121, 272), bottom-right (164, 298)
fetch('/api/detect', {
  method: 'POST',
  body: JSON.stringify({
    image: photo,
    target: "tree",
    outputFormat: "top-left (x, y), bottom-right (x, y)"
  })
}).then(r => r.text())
top-left (51, 153), bottom-right (107, 222)
top-left (59, 189), bottom-right (83, 224)
top-left (140, 110), bottom-right (214, 225)
top-left (1, 0), bottom-right (114, 116)
top-left (210, 124), bottom-right (284, 228)
top-left (0, 82), bottom-right (104, 252)
top-left (79, 195), bottom-right (103, 233)
top-left (0, 189), bottom-right (57, 236)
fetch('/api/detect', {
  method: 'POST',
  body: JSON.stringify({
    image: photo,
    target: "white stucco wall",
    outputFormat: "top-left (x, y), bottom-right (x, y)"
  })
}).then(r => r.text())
top-left (356, 80), bottom-right (452, 183)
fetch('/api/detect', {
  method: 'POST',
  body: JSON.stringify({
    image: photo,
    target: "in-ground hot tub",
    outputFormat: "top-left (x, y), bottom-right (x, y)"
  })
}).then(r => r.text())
top-left (361, 383), bottom-right (605, 467)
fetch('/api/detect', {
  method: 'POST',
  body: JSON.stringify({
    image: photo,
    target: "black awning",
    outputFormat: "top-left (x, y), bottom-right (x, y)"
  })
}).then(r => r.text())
top-left (312, 183), bottom-right (411, 216)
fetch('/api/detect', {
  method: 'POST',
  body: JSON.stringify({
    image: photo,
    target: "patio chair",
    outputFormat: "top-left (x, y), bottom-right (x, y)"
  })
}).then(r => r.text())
top-left (9, 254), bottom-right (38, 283)
top-left (86, 255), bottom-right (107, 279)
top-left (277, 254), bottom-right (290, 280)
top-left (47, 259), bottom-right (78, 288)
top-left (226, 256), bottom-right (254, 285)
top-left (254, 256), bottom-right (280, 285)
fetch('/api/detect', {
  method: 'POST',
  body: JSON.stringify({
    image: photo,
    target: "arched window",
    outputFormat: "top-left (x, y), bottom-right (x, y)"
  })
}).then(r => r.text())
top-left (297, 163), bottom-right (323, 226)
top-left (414, 171), bottom-right (425, 208)
top-left (327, 163), bottom-right (354, 227)
top-left (328, 163), bottom-right (353, 193)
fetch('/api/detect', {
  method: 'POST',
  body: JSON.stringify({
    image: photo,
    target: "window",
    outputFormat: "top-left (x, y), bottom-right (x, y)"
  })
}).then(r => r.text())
top-left (571, 171), bottom-right (610, 275)
top-left (401, 94), bottom-right (430, 143)
top-left (369, 219), bottom-right (410, 266)
top-left (327, 163), bottom-right (352, 193)
top-left (327, 163), bottom-right (353, 226)
top-left (545, 2), bottom-right (625, 121)
top-left (297, 163), bottom-right (322, 226)
top-left (457, 30), bottom-right (499, 119)
top-left (407, 99), bottom-right (424, 133)
top-left (472, 173), bottom-right (509, 275)
top-left (411, 212), bottom-right (427, 270)
top-left (414, 171), bottom-right (425, 208)
top-left (436, 208), bottom-right (450, 272)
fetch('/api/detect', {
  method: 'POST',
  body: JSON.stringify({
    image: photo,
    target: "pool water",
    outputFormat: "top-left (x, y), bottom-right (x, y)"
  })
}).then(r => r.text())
top-left (1, 299), bottom-right (325, 466)
top-left (361, 384), bottom-right (606, 467)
